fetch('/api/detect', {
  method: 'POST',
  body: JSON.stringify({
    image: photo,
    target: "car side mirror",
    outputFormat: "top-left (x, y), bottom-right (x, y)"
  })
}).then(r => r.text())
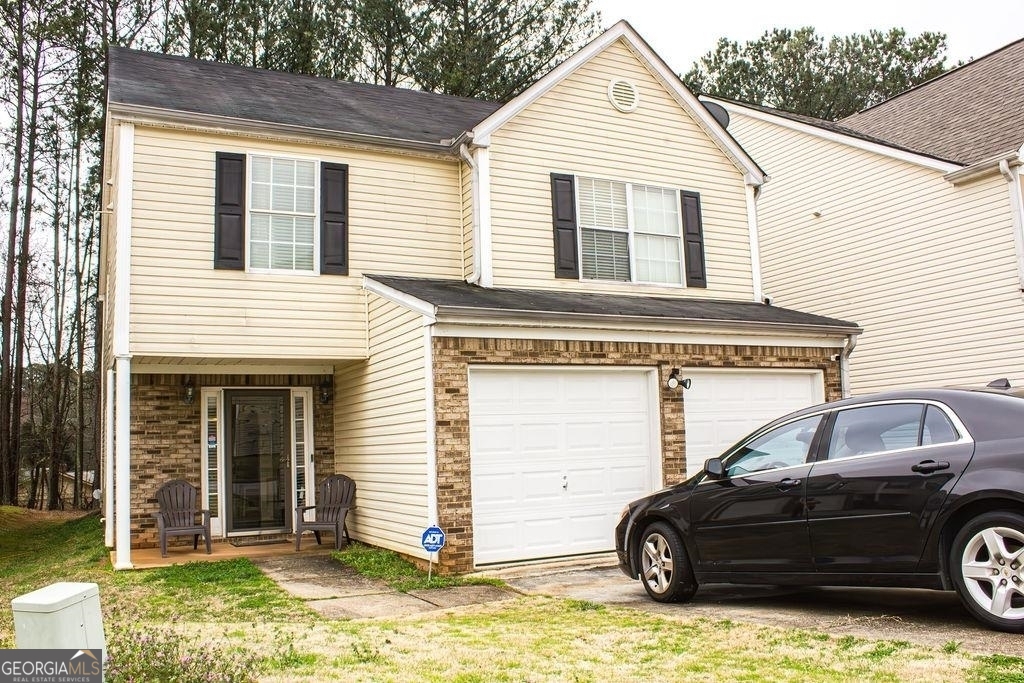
top-left (703, 457), bottom-right (725, 479)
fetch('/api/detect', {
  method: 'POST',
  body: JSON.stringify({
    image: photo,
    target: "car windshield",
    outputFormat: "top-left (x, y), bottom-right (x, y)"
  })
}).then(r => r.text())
top-left (723, 414), bottom-right (823, 477)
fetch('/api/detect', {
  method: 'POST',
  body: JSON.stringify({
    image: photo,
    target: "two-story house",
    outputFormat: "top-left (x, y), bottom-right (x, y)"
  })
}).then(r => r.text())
top-left (99, 21), bottom-right (859, 572)
top-left (710, 37), bottom-right (1024, 396)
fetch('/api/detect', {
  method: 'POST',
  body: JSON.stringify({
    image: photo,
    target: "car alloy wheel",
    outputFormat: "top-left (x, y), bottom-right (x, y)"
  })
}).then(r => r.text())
top-left (641, 531), bottom-right (674, 595)
top-left (952, 512), bottom-right (1024, 632)
top-left (637, 521), bottom-right (697, 603)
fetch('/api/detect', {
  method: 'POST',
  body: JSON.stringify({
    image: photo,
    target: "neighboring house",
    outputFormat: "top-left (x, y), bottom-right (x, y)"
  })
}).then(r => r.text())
top-left (98, 21), bottom-right (859, 572)
top-left (711, 37), bottom-right (1024, 396)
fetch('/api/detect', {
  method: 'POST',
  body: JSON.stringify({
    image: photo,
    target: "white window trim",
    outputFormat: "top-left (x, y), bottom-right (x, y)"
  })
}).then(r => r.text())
top-left (244, 151), bottom-right (321, 276)
top-left (574, 174), bottom-right (686, 287)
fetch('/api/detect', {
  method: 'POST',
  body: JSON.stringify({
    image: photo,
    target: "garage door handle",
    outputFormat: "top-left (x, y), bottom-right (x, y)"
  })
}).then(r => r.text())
top-left (911, 460), bottom-right (950, 474)
top-left (776, 478), bottom-right (801, 490)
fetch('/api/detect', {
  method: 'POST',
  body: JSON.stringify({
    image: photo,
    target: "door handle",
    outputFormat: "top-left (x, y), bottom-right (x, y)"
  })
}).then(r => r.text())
top-left (776, 477), bottom-right (802, 490)
top-left (911, 460), bottom-right (950, 474)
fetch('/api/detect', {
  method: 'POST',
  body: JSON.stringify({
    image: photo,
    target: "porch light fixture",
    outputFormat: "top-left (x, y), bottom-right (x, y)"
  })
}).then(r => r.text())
top-left (667, 369), bottom-right (691, 391)
top-left (319, 377), bottom-right (333, 404)
top-left (183, 377), bottom-right (196, 405)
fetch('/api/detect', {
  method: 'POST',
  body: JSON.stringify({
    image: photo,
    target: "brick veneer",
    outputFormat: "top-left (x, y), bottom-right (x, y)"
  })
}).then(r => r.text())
top-left (431, 337), bottom-right (843, 573)
top-left (128, 373), bottom-right (335, 549)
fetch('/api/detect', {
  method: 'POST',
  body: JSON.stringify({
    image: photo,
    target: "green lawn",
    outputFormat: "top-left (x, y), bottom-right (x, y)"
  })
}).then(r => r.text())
top-left (1, 507), bottom-right (1022, 683)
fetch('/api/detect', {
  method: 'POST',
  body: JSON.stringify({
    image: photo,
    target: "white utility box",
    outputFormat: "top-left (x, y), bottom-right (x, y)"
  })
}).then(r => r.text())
top-left (11, 581), bottom-right (106, 651)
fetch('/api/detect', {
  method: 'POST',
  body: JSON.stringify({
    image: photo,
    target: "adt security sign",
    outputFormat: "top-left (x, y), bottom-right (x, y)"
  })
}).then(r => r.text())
top-left (421, 526), bottom-right (445, 553)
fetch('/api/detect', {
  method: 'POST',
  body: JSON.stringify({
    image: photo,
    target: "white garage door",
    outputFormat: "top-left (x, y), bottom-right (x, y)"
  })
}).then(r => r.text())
top-left (682, 369), bottom-right (824, 477)
top-left (469, 367), bottom-right (659, 565)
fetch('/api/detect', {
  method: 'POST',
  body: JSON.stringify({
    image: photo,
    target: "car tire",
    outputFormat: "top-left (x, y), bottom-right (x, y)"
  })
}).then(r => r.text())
top-left (637, 521), bottom-right (697, 603)
top-left (950, 511), bottom-right (1024, 633)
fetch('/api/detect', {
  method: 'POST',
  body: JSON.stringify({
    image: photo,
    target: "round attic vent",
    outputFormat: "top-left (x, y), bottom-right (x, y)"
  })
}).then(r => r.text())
top-left (607, 78), bottom-right (639, 113)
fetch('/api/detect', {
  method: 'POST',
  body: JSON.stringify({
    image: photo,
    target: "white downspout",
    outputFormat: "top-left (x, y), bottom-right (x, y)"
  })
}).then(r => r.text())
top-left (423, 322), bottom-right (438, 532)
top-left (999, 158), bottom-right (1024, 292)
top-left (475, 146), bottom-right (494, 287)
top-left (459, 144), bottom-right (481, 284)
top-left (745, 183), bottom-right (764, 302)
top-left (113, 122), bottom-right (134, 570)
top-left (840, 333), bottom-right (859, 399)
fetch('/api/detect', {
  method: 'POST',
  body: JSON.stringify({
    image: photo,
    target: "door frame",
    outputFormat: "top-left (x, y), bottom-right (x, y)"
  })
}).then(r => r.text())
top-left (200, 386), bottom-right (316, 537)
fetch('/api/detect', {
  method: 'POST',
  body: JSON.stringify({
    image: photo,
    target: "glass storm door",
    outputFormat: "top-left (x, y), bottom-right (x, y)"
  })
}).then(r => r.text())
top-left (224, 390), bottom-right (290, 532)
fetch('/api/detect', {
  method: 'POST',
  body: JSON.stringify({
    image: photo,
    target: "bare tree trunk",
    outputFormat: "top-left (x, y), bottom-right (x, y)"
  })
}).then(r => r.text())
top-left (47, 129), bottom-right (67, 511)
top-left (1, 0), bottom-right (27, 506)
top-left (13, 14), bottom-right (45, 509)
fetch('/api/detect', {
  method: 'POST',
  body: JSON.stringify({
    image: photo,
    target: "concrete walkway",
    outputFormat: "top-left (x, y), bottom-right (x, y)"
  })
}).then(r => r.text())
top-left (254, 553), bottom-right (518, 619)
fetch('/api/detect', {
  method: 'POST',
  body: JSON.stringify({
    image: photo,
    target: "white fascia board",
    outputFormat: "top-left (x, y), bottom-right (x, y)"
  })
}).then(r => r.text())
top-left (131, 363), bottom-right (337, 375)
top-left (471, 21), bottom-right (766, 185)
top-left (943, 150), bottom-right (1022, 185)
top-left (362, 276), bottom-right (438, 321)
top-left (715, 98), bottom-right (963, 174)
top-left (433, 321), bottom-right (844, 349)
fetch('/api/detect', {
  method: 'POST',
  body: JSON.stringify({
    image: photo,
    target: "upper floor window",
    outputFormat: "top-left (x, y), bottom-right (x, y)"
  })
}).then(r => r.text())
top-left (249, 156), bottom-right (317, 272)
top-left (213, 152), bottom-right (349, 275)
top-left (550, 173), bottom-right (706, 287)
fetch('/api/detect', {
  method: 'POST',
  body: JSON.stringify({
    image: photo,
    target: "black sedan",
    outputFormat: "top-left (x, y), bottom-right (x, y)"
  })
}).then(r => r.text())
top-left (615, 386), bottom-right (1024, 632)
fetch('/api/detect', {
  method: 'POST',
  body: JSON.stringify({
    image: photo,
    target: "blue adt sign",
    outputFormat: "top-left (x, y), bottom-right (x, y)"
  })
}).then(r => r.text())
top-left (421, 525), bottom-right (446, 553)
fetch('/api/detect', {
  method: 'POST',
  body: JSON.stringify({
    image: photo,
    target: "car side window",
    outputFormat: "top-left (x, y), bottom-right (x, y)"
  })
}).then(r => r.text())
top-left (827, 403), bottom-right (925, 460)
top-left (922, 405), bottom-right (959, 445)
top-left (724, 415), bottom-right (823, 477)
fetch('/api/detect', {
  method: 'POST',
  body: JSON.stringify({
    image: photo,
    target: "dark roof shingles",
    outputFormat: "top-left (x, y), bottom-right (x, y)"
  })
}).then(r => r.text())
top-left (107, 47), bottom-right (502, 146)
top-left (368, 275), bottom-right (860, 330)
top-left (839, 38), bottom-right (1024, 165)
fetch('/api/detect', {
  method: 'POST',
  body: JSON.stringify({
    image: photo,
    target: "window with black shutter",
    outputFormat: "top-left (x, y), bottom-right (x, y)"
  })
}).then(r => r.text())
top-left (681, 190), bottom-right (707, 288)
top-left (214, 152), bottom-right (246, 270)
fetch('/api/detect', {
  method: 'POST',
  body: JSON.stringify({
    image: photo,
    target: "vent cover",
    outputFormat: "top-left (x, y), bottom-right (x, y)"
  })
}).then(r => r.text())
top-left (607, 79), bottom-right (639, 113)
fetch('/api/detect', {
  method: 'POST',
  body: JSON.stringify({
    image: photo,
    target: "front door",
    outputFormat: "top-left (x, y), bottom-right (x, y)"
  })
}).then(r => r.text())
top-left (224, 390), bottom-right (291, 533)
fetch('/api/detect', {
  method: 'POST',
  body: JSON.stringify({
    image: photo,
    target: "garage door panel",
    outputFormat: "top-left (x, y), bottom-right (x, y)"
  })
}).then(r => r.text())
top-left (682, 370), bottom-right (824, 478)
top-left (470, 368), bottom-right (658, 565)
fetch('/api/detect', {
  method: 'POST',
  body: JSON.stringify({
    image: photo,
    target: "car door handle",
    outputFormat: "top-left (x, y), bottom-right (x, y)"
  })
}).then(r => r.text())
top-left (911, 460), bottom-right (950, 474)
top-left (776, 478), bottom-right (802, 490)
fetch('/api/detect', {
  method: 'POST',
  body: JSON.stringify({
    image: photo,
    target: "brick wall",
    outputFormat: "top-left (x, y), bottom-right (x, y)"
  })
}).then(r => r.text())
top-left (129, 373), bottom-right (335, 548)
top-left (431, 337), bottom-right (843, 573)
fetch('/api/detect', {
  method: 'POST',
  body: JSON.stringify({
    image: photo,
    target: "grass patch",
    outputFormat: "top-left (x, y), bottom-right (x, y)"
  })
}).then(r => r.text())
top-left (3, 510), bottom-right (1024, 682)
top-left (332, 542), bottom-right (504, 593)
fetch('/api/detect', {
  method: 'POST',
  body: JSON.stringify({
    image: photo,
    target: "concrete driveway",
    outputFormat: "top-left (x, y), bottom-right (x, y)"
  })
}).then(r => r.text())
top-left (503, 563), bottom-right (1023, 655)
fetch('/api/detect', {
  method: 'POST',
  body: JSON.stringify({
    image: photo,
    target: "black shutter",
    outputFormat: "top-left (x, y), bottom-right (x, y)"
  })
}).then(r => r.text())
top-left (321, 162), bottom-right (349, 275)
top-left (550, 173), bottom-right (579, 279)
top-left (214, 152), bottom-right (245, 270)
top-left (681, 190), bottom-right (707, 288)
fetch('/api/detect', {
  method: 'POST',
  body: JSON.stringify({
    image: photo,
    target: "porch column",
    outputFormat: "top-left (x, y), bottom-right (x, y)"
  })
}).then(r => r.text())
top-left (113, 356), bottom-right (132, 569)
top-left (104, 367), bottom-right (115, 547)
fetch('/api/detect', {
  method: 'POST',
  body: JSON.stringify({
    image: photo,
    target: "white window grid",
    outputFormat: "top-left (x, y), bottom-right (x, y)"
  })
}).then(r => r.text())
top-left (246, 154), bottom-right (321, 275)
top-left (575, 175), bottom-right (685, 286)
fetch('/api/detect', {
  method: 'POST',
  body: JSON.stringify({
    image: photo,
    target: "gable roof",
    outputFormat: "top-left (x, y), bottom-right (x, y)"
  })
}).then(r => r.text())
top-left (365, 275), bottom-right (860, 333)
top-left (106, 47), bottom-right (502, 151)
top-left (839, 38), bottom-right (1024, 165)
top-left (471, 20), bottom-right (766, 185)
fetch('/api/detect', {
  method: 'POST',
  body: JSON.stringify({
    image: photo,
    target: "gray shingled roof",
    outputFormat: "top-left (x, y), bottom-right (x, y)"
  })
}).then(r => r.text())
top-left (107, 47), bottom-right (502, 148)
top-left (708, 97), bottom-right (960, 165)
top-left (839, 38), bottom-right (1024, 165)
top-left (367, 276), bottom-right (860, 331)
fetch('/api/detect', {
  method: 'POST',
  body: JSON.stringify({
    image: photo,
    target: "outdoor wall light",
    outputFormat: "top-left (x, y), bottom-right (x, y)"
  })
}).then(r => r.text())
top-left (667, 369), bottom-right (691, 391)
top-left (183, 377), bottom-right (196, 405)
top-left (319, 377), bottom-right (333, 404)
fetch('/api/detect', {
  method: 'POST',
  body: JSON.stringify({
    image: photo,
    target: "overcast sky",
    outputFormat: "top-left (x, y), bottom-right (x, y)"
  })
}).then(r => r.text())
top-left (590, 0), bottom-right (1024, 73)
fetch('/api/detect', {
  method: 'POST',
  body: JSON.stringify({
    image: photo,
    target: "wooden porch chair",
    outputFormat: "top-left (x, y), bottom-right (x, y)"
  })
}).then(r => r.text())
top-left (295, 474), bottom-right (355, 551)
top-left (152, 479), bottom-right (212, 558)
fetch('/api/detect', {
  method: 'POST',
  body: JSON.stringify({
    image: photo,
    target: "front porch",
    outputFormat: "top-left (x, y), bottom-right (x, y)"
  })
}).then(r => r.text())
top-left (122, 535), bottom-right (336, 570)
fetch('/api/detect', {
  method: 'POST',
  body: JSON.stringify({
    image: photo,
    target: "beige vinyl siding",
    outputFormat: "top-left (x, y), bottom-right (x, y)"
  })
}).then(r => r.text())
top-left (334, 294), bottom-right (430, 558)
top-left (487, 39), bottom-right (754, 299)
top-left (101, 122), bottom-right (122, 370)
top-left (128, 125), bottom-right (463, 360)
top-left (730, 111), bottom-right (1024, 394)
